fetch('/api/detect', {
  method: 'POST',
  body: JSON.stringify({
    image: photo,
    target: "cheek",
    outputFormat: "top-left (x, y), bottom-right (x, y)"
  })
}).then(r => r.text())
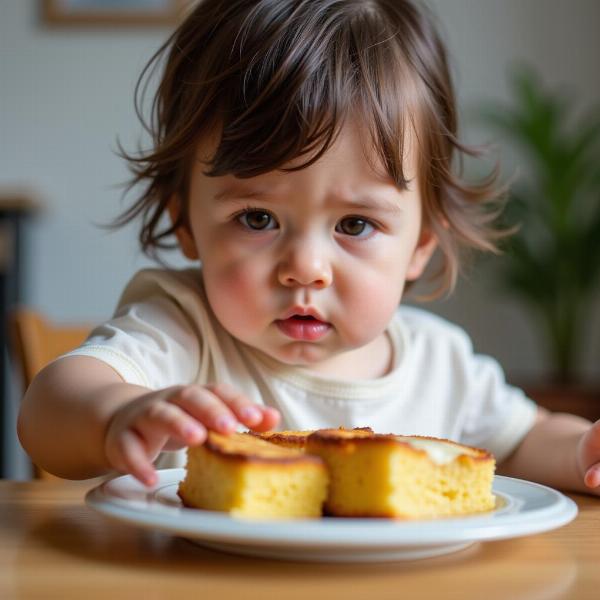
top-left (202, 256), bottom-right (271, 337)
top-left (337, 252), bottom-right (409, 344)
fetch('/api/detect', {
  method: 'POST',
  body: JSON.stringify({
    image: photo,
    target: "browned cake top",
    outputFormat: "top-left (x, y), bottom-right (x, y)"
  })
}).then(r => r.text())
top-left (249, 426), bottom-right (373, 446)
top-left (247, 429), bottom-right (314, 446)
top-left (301, 427), bottom-right (375, 439)
top-left (202, 432), bottom-right (325, 465)
top-left (394, 435), bottom-right (494, 461)
top-left (308, 427), bottom-right (381, 443)
top-left (308, 429), bottom-right (493, 462)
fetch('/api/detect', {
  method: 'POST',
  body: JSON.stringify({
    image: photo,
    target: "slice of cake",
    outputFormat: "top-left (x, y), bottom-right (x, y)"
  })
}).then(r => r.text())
top-left (177, 432), bottom-right (329, 519)
top-left (306, 429), bottom-right (496, 519)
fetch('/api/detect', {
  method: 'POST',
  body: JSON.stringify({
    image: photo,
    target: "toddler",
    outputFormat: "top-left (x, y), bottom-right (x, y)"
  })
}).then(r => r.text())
top-left (18, 0), bottom-right (600, 495)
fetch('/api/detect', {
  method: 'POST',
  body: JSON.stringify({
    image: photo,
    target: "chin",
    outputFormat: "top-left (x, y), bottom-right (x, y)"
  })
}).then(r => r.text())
top-left (271, 344), bottom-right (334, 366)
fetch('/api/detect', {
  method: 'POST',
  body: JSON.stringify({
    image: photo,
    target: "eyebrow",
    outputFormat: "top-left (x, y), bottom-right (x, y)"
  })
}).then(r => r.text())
top-left (212, 186), bottom-right (403, 213)
top-left (332, 194), bottom-right (403, 214)
top-left (213, 188), bottom-right (271, 202)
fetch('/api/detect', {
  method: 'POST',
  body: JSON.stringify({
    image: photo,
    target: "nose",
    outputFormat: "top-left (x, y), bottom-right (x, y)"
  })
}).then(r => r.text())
top-left (277, 235), bottom-right (332, 289)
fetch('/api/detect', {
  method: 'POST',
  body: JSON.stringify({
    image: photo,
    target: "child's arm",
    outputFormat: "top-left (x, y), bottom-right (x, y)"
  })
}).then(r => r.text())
top-left (496, 407), bottom-right (600, 496)
top-left (17, 356), bottom-right (279, 485)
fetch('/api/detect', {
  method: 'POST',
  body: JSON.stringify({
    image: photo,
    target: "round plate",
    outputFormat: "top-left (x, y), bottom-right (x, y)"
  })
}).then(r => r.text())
top-left (85, 468), bottom-right (577, 562)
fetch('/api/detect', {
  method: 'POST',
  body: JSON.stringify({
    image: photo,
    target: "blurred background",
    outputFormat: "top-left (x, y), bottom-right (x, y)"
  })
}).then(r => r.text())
top-left (1, 0), bottom-right (599, 478)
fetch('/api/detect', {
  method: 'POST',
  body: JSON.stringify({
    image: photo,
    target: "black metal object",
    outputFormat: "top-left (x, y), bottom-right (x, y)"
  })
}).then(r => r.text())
top-left (0, 201), bottom-right (32, 478)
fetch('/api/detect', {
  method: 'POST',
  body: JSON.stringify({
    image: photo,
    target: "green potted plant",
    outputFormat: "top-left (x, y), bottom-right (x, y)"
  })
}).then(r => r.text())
top-left (479, 66), bottom-right (600, 419)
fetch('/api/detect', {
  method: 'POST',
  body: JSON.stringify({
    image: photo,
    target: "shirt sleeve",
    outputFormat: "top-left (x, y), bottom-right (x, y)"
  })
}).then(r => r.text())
top-left (458, 346), bottom-right (538, 463)
top-left (63, 286), bottom-right (201, 391)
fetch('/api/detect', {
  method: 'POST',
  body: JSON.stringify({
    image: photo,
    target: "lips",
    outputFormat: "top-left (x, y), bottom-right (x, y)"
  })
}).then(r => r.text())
top-left (275, 310), bottom-right (331, 341)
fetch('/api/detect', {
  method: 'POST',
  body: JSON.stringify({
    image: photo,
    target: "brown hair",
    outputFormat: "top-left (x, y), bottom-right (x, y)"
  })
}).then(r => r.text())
top-left (116, 0), bottom-right (504, 296)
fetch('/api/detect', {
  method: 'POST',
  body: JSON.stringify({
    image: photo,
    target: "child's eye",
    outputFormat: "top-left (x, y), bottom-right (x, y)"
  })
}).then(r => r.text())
top-left (335, 217), bottom-right (375, 237)
top-left (237, 209), bottom-right (277, 231)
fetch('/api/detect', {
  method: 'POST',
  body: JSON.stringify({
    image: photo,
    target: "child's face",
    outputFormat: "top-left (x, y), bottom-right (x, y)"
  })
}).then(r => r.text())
top-left (174, 120), bottom-right (436, 376)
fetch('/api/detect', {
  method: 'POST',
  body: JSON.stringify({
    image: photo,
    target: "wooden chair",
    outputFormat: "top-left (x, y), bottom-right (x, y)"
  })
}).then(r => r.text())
top-left (9, 307), bottom-right (91, 480)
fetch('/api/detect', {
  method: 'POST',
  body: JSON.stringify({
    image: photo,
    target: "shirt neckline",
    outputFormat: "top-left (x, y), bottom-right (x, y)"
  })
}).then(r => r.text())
top-left (243, 313), bottom-right (409, 400)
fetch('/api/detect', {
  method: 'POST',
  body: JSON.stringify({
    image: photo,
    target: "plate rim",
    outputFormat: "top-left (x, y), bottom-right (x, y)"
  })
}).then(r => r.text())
top-left (85, 468), bottom-right (578, 549)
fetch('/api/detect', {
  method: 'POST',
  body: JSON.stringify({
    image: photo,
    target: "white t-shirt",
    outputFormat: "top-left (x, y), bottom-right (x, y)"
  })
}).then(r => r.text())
top-left (65, 268), bottom-right (537, 467)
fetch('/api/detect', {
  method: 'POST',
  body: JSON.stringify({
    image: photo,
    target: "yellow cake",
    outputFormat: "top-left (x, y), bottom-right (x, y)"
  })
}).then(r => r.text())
top-left (177, 431), bottom-right (329, 519)
top-left (306, 429), bottom-right (496, 518)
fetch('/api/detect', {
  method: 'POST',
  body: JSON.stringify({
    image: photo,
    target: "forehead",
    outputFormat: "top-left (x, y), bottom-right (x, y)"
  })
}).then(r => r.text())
top-left (193, 117), bottom-right (419, 185)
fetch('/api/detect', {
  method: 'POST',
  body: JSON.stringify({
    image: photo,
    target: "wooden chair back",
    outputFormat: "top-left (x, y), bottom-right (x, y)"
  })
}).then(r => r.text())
top-left (9, 307), bottom-right (91, 480)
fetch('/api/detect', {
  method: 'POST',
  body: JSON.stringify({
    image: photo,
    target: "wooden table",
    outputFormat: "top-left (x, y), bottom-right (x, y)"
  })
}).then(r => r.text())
top-left (0, 480), bottom-right (598, 599)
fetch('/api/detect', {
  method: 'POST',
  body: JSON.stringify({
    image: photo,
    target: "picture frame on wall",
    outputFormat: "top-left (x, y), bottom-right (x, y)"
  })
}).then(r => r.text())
top-left (41, 0), bottom-right (188, 27)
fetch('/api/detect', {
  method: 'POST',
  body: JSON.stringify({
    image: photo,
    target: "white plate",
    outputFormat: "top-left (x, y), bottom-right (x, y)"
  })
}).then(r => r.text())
top-left (86, 468), bottom-right (577, 563)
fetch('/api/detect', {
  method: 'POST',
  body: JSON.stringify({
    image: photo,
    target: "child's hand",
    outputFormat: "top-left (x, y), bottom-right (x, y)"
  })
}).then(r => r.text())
top-left (577, 419), bottom-right (600, 489)
top-left (104, 383), bottom-right (280, 487)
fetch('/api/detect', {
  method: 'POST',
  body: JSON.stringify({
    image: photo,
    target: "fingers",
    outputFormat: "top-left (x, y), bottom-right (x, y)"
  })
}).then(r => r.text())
top-left (139, 402), bottom-right (207, 446)
top-left (175, 384), bottom-right (281, 433)
top-left (584, 463), bottom-right (600, 488)
top-left (106, 399), bottom-right (208, 487)
top-left (249, 406), bottom-right (281, 432)
top-left (105, 384), bottom-right (283, 488)
top-left (203, 383), bottom-right (260, 427)
top-left (174, 386), bottom-right (238, 433)
top-left (209, 383), bottom-right (281, 430)
top-left (108, 428), bottom-right (158, 488)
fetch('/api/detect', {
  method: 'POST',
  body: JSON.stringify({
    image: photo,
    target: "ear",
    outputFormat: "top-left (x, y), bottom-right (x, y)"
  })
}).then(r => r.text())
top-left (167, 196), bottom-right (199, 260)
top-left (406, 227), bottom-right (438, 281)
